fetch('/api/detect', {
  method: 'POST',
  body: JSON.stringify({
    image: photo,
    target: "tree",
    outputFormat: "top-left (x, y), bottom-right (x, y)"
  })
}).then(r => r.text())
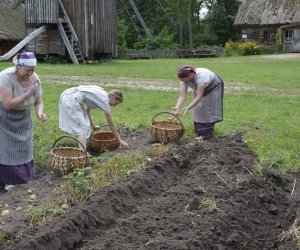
top-left (117, 0), bottom-right (239, 49)
top-left (188, 0), bottom-right (193, 48)
top-left (204, 0), bottom-right (239, 45)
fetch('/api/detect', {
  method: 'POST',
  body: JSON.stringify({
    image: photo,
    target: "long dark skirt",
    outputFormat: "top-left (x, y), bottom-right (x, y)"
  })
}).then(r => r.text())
top-left (194, 122), bottom-right (215, 137)
top-left (0, 160), bottom-right (36, 185)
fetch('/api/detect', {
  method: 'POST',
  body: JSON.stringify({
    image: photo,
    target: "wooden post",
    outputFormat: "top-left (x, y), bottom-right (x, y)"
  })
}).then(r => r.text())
top-left (0, 26), bottom-right (46, 61)
top-left (128, 0), bottom-right (154, 43)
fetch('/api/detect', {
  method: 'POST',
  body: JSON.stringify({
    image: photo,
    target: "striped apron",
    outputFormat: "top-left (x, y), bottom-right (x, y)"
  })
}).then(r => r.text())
top-left (0, 104), bottom-right (36, 184)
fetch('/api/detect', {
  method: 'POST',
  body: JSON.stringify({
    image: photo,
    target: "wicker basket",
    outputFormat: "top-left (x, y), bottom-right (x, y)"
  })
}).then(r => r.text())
top-left (89, 126), bottom-right (120, 152)
top-left (150, 112), bottom-right (184, 143)
top-left (48, 136), bottom-right (89, 175)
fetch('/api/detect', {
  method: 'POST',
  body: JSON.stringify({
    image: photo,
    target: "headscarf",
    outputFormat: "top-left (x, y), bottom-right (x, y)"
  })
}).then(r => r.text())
top-left (12, 52), bottom-right (37, 67)
top-left (177, 65), bottom-right (196, 79)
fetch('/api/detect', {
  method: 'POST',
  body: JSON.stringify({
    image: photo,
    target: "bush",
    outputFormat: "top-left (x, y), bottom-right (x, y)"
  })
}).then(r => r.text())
top-left (224, 39), bottom-right (239, 56)
top-left (43, 55), bottom-right (68, 64)
top-left (133, 26), bottom-right (179, 50)
top-left (224, 39), bottom-right (262, 56)
top-left (276, 28), bottom-right (283, 52)
top-left (238, 40), bottom-right (261, 56)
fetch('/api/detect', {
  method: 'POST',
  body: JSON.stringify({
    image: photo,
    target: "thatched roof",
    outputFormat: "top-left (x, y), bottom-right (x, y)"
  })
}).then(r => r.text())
top-left (0, 0), bottom-right (25, 40)
top-left (234, 0), bottom-right (300, 26)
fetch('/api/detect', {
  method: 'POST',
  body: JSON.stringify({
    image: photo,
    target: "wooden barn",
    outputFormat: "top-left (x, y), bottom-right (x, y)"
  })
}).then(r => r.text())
top-left (1, 0), bottom-right (117, 63)
top-left (234, 0), bottom-right (300, 52)
top-left (0, 1), bottom-right (25, 56)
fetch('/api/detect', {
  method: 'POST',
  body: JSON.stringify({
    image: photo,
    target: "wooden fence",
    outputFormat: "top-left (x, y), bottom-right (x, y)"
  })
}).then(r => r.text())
top-left (118, 48), bottom-right (220, 59)
top-left (118, 49), bottom-right (177, 59)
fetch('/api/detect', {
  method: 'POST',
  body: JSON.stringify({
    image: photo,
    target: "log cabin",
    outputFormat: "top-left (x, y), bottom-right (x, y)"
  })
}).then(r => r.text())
top-left (234, 0), bottom-right (300, 52)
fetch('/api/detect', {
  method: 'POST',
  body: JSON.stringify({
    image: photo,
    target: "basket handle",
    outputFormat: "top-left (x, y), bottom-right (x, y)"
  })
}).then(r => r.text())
top-left (52, 135), bottom-right (88, 156)
top-left (151, 112), bottom-right (185, 130)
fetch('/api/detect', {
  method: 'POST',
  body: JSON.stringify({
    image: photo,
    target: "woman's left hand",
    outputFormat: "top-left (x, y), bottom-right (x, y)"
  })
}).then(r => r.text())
top-left (93, 125), bottom-right (101, 131)
top-left (182, 106), bottom-right (190, 115)
top-left (38, 113), bottom-right (47, 122)
top-left (120, 140), bottom-right (130, 149)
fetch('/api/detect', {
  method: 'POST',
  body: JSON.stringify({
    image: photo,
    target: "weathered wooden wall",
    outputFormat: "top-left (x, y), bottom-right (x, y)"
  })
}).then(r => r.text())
top-left (26, 0), bottom-right (58, 23)
top-left (25, 0), bottom-right (117, 59)
top-left (26, 25), bottom-right (65, 56)
top-left (62, 0), bottom-right (117, 58)
top-left (236, 25), bottom-right (300, 52)
top-left (236, 27), bottom-right (279, 42)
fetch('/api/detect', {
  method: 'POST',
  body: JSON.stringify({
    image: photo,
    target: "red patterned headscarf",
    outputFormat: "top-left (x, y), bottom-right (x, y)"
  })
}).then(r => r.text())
top-left (177, 65), bottom-right (196, 79)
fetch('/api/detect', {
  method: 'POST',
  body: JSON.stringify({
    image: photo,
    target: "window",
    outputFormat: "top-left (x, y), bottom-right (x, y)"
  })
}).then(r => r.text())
top-left (263, 29), bottom-right (276, 42)
top-left (284, 29), bottom-right (293, 42)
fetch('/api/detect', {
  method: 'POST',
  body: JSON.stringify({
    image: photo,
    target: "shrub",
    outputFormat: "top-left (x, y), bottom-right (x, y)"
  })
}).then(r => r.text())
top-left (237, 40), bottom-right (261, 56)
top-left (224, 39), bottom-right (262, 56)
top-left (276, 28), bottom-right (283, 52)
top-left (224, 39), bottom-right (239, 56)
top-left (43, 54), bottom-right (68, 64)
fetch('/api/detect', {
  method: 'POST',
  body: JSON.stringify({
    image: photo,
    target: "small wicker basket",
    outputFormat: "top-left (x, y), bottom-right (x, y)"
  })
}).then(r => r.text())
top-left (48, 136), bottom-right (89, 175)
top-left (89, 126), bottom-right (120, 152)
top-left (150, 112), bottom-right (184, 143)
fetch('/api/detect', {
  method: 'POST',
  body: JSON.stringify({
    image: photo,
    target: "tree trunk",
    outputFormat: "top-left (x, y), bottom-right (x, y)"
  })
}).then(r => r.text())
top-left (188, 0), bottom-right (193, 49)
top-left (177, 0), bottom-right (183, 48)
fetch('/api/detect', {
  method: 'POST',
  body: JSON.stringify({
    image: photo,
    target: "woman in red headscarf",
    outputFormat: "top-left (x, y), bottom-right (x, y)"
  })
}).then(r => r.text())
top-left (172, 65), bottom-right (224, 140)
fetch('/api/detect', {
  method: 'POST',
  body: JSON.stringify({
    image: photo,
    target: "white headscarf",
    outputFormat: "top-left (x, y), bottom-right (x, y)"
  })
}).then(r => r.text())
top-left (13, 52), bottom-right (37, 67)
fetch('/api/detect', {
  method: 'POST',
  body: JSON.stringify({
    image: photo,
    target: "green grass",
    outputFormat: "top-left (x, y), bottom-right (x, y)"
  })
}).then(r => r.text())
top-left (222, 92), bottom-right (300, 171)
top-left (1, 56), bottom-right (300, 89)
top-left (1, 54), bottom-right (300, 172)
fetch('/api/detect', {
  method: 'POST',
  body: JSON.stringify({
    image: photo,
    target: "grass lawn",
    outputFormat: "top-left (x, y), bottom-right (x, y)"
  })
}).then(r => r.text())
top-left (0, 54), bottom-right (299, 172)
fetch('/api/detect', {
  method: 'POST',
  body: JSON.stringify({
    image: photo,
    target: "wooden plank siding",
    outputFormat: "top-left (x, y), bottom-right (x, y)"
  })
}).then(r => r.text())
top-left (26, 25), bottom-right (65, 55)
top-left (25, 0), bottom-right (117, 59)
top-left (26, 0), bottom-right (58, 23)
top-left (236, 27), bottom-right (280, 43)
top-left (62, 0), bottom-right (117, 59)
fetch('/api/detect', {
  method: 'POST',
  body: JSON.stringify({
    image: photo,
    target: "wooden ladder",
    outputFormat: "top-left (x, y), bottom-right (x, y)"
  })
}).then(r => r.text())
top-left (57, 0), bottom-right (85, 64)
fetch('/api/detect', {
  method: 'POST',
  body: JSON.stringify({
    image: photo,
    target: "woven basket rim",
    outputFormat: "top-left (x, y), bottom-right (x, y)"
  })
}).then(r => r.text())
top-left (50, 147), bottom-right (87, 159)
top-left (90, 131), bottom-right (118, 143)
top-left (150, 122), bottom-right (183, 131)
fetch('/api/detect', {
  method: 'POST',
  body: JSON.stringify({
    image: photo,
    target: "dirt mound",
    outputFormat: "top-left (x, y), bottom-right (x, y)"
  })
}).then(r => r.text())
top-left (1, 132), bottom-right (299, 250)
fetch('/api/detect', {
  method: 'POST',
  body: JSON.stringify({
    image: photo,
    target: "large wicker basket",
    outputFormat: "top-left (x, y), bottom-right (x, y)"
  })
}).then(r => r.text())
top-left (150, 112), bottom-right (184, 143)
top-left (48, 136), bottom-right (89, 175)
top-left (89, 126), bottom-right (120, 152)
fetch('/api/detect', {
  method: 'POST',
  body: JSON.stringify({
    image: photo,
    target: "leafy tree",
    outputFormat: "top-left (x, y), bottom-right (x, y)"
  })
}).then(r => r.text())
top-left (117, 18), bottom-right (129, 51)
top-left (133, 26), bottom-right (179, 49)
top-left (204, 0), bottom-right (239, 45)
top-left (117, 0), bottom-right (239, 49)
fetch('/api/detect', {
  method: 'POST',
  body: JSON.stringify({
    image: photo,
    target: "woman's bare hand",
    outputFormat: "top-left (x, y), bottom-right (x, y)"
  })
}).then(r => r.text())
top-left (94, 125), bottom-right (101, 131)
top-left (171, 107), bottom-right (179, 115)
top-left (120, 140), bottom-right (130, 149)
top-left (27, 83), bottom-right (38, 96)
top-left (37, 113), bottom-right (47, 122)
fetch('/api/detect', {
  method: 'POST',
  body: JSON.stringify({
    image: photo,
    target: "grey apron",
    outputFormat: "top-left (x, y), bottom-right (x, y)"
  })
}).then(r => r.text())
top-left (0, 104), bottom-right (33, 165)
top-left (192, 75), bottom-right (224, 123)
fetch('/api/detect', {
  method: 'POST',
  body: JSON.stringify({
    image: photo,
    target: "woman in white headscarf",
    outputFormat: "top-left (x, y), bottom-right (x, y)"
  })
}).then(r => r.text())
top-left (0, 52), bottom-right (47, 191)
top-left (59, 85), bottom-right (129, 151)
